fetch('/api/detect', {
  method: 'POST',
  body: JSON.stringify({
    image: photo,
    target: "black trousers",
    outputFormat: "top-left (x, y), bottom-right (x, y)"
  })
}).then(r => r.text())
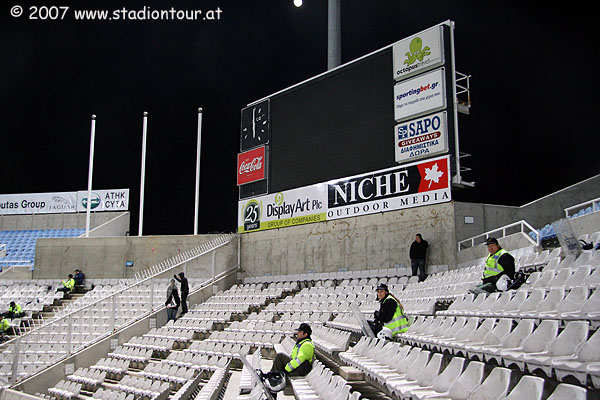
top-left (180, 292), bottom-right (188, 314)
top-left (271, 353), bottom-right (311, 376)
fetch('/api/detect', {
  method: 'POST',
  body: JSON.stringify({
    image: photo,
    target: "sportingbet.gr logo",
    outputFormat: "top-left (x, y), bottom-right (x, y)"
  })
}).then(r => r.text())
top-left (242, 199), bottom-right (261, 231)
top-left (404, 37), bottom-right (431, 66)
top-left (80, 193), bottom-right (101, 210)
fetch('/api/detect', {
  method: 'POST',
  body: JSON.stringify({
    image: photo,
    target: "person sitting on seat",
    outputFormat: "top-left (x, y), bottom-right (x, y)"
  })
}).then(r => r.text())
top-left (369, 283), bottom-right (409, 339)
top-left (469, 237), bottom-right (515, 295)
top-left (5, 301), bottom-right (24, 319)
top-left (74, 269), bottom-right (85, 286)
top-left (0, 315), bottom-right (11, 338)
top-left (57, 274), bottom-right (75, 293)
top-left (271, 322), bottom-right (315, 376)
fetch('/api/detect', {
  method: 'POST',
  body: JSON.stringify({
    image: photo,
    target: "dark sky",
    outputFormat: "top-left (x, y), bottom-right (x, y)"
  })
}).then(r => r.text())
top-left (1, 1), bottom-right (598, 235)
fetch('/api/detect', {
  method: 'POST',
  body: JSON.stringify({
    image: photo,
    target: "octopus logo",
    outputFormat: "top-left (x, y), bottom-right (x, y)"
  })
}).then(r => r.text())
top-left (404, 37), bottom-right (431, 66)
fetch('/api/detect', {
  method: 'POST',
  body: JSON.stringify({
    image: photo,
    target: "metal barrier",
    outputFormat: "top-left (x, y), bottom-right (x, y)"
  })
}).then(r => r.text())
top-left (565, 196), bottom-right (600, 218)
top-left (0, 232), bottom-right (238, 387)
top-left (457, 220), bottom-right (540, 251)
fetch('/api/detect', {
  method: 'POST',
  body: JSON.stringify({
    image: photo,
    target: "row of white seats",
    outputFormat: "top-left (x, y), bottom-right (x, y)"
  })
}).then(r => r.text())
top-left (140, 362), bottom-right (197, 386)
top-left (185, 341), bottom-right (252, 358)
top-left (144, 327), bottom-right (194, 343)
top-left (311, 325), bottom-right (351, 354)
top-left (400, 316), bottom-right (600, 386)
top-left (113, 375), bottom-right (171, 399)
top-left (164, 353), bottom-right (230, 372)
top-left (66, 367), bottom-right (106, 390)
top-left (47, 380), bottom-right (82, 399)
top-left (290, 359), bottom-right (363, 400)
top-left (341, 336), bottom-right (589, 399)
top-left (440, 286), bottom-right (600, 324)
top-left (526, 265), bottom-right (600, 289)
top-left (123, 336), bottom-right (175, 353)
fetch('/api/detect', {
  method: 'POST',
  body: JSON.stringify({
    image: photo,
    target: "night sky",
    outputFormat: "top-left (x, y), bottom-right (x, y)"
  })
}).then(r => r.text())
top-left (1, 1), bottom-right (598, 235)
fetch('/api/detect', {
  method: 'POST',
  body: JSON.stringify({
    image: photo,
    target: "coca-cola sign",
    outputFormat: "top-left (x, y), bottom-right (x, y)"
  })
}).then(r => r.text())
top-left (237, 146), bottom-right (267, 185)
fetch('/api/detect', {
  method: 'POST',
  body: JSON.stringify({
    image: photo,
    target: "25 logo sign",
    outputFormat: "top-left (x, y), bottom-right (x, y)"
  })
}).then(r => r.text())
top-left (243, 200), bottom-right (261, 232)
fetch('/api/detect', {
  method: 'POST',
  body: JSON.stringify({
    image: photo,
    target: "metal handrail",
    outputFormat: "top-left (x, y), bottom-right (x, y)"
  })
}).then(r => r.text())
top-left (1, 232), bottom-right (238, 385)
top-left (458, 220), bottom-right (540, 251)
top-left (565, 196), bottom-right (600, 218)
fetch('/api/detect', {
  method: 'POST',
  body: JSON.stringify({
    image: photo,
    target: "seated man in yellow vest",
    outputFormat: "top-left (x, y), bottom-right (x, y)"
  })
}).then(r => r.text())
top-left (470, 237), bottom-right (515, 295)
top-left (370, 283), bottom-right (409, 339)
top-left (271, 322), bottom-right (315, 376)
top-left (0, 314), bottom-right (11, 338)
top-left (5, 301), bottom-right (24, 319)
top-left (57, 274), bottom-right (76, 293)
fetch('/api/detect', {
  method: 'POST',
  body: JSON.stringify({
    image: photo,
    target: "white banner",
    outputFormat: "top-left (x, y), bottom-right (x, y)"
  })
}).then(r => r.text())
top-left (327, 156), bottom-right (451, 220)
top-left (0, 189), bottom-right (129, 216)
top-left (0, 192), bottom-right (78, 215)
top-left (395, 111), bottom-right (448, 163)
top-left (77, 189), bottom-right (129, 212)
top-left (394, 68), bottom-right (446, 122)
top-left (393, 25), bottom-right (444, 81)
top-left (238, 184), bottom-right (327, 233)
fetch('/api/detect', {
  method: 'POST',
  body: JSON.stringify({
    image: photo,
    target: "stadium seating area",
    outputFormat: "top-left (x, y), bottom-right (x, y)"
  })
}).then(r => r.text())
top-left (0, 228), bottom-right (85, 267)
top-left (1, 201), bottom-right (599, 399)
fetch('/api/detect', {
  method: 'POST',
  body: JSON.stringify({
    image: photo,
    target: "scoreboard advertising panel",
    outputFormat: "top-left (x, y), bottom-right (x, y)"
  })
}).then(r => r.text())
top-left (238, 155), bottom-right (451, 233)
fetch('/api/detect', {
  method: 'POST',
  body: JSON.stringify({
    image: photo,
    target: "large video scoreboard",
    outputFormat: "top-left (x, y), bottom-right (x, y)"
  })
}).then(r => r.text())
top-left (237, 21), bottom-right (462, 232)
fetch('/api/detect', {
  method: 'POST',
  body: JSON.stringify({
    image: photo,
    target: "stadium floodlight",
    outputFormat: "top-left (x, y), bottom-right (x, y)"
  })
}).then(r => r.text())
top-left (139, 111), bottom-right (148, 236)
top-left (194, 108), bottom-right (203, 235)
top-left (85, 115), bottom-right (96, 238)
top-left (293, 0), bottom-right (303, 7)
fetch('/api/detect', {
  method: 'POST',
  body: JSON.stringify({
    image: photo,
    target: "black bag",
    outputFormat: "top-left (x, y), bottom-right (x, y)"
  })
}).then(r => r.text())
top-left (506, 271), bottom-right (527, 291)
top-left (580, 239), bottom-right (594, 250)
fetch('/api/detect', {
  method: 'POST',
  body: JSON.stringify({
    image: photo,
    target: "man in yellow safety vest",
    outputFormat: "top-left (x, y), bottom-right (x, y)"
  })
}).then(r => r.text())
top-left (372, 283), bottom-right (409, 339)
top-left (470, 237), bottom-right (515, 294)
top-left (271, 322), bottom-right (315, 376)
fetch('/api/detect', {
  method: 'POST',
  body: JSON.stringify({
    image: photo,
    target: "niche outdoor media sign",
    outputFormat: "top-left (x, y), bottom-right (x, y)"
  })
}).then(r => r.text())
top-left (327, 155), bottom-right (451, 220)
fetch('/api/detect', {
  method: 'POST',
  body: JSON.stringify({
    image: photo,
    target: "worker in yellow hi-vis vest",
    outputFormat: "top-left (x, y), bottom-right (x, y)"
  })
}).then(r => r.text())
top-left (370, 283), bottom-right (409, 339)
top-left (470, 237), bottom-right (515, 295)
top-left (271, 322), bottom-right (315, 376)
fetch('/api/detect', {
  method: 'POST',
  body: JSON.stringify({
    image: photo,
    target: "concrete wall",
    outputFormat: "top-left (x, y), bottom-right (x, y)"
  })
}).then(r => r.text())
top-left (455, 174), bottom-right (600, 243)
top-left (0, 211), bottom-right (129, 232)
top-left (240, 202), bottom-right (457, 278)
top-left (33, 234), bottom-right (239, 280)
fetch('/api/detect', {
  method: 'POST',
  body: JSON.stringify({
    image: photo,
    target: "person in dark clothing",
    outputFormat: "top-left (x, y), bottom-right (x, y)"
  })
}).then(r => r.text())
top-left (165, 279), bottom-right (180, 322)
top-left (470, 237), bottom-right (515, 294)
top-left (74, 269), bottom-right (85, 286)
top-left (174, 272), bottom-right (189, 316)
top-left (409, 233), bottom-right (429, 282)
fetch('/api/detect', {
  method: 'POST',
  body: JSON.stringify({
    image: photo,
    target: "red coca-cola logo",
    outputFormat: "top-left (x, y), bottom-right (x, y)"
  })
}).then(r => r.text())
top-left (239, 156), bottom-right (263, 174)
top-left (237, 146), bottom-right (266, 185)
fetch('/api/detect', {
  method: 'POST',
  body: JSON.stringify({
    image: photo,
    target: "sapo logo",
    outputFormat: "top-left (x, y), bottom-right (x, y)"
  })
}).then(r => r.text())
top-left (81, 193), bottom-right (101, 210)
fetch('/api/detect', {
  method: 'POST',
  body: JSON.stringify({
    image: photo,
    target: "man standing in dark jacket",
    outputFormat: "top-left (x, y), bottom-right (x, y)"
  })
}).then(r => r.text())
top-left (174, 272), bottom-right (189, 315)
top-left (409, 233), bottom-right (429, 282)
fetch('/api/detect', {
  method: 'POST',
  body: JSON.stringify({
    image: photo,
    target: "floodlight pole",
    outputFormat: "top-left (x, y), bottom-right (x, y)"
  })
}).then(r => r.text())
top-left (139, 111), bottom-right (148, 236)
top-left (85, 115), bottom-right (96, 238)
top-left (327, 0), bottom-right (341, 70)
top-left (194, 108), bottom-right (203, 235)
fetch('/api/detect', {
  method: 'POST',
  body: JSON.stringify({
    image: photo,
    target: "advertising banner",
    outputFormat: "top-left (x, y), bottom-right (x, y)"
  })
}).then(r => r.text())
top-left (395, 111), bottom-right (448, 163)
top-left (0, 191), bottom-right (77, 215)
top-left (327, 155), bottom-right (451, 220)
top-left (238, 184), bottom-right (327, 233)
top-left (394, 68), bottom-right (446, 122)
top-left (77, 189), bottom-right (129, 212)
top-left (393, 25), bottom-right (444, 81)
top-left (237, 146), bottom-right (266, 186)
